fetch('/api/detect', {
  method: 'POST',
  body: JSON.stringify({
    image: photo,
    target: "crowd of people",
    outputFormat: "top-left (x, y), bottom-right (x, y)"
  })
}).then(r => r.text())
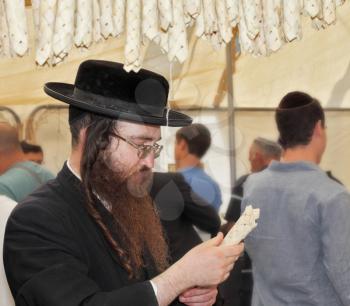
top-left (0, 60), bottom-right (349, 306)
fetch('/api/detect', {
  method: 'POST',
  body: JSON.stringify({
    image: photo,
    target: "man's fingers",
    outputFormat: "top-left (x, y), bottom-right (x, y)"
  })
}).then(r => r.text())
top-left (184, 297), bottom-right (216, 306)
top-left (223, 255), bottom-right (238, 265)
top-left (223, 272), bottom-right (230, 281)
top-left (180, 287), bottom-right (215, 298)
top-left (224, 263), bottom-right (235, 274)
top-left (221, 243), bottom-right (244, 258)
top-left (201, 232), bottom-right (224, 248)
top-left (179, 288), bottom-right (218, 304)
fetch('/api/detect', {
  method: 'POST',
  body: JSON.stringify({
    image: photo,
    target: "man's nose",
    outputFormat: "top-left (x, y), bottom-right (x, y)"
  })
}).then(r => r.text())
top-left (140, 152), bottom-right (155, 169)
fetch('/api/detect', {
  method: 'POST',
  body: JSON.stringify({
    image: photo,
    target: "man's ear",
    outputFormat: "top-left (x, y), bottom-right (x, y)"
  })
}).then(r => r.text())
top-left (255, 151), bottom-right (265, 165)
top-left (313, 120), bottom-right (324, 137)
top-left (178, 139), bottom-right (188, 151)
top-left (81, 126), bottom-right (89, 138)
top-left (77, 128), bottom-right (88, 149)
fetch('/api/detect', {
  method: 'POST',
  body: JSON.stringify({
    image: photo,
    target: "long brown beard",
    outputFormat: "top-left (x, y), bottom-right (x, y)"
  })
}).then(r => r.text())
top-left (89, 152), bottom-right (169, 278)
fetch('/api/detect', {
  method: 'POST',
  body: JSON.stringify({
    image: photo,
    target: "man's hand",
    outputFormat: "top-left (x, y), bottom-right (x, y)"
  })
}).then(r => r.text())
top-left (179, 287), bottom-right (218, 306)
top-left (178, 232), bottom-right (244, 287)
top-left (151, 233), bottom-right (243, 306)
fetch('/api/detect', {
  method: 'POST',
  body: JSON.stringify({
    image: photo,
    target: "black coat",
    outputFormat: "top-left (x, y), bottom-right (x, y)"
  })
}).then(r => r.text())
top-left (4, 164), bottom-right (183, 306)
top-left (151, 172), bottom-right (221, 263)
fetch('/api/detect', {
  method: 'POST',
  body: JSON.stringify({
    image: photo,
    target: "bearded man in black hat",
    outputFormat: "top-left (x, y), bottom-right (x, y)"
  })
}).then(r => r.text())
top-left (3, 60), bottom-right (243, 306)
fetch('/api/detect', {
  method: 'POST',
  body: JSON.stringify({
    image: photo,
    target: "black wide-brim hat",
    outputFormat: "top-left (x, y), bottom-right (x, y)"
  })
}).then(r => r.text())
top-left (44, 60), bottom-right (192, 127)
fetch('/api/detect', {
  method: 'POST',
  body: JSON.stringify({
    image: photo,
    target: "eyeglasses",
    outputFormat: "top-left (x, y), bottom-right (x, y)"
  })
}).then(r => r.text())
top-left (112, 133), bottom-right (163, 159)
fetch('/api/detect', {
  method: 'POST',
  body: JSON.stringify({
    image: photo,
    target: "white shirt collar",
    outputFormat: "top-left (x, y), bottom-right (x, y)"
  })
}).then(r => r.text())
top-left (66, 159), bottom-right (112, 211)
top-left (66, 159), bottom-right (82, 181)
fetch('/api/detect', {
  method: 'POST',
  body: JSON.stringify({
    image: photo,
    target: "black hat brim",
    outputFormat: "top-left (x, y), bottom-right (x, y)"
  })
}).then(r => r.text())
top-left (44, 82), bottom-right (192, 127)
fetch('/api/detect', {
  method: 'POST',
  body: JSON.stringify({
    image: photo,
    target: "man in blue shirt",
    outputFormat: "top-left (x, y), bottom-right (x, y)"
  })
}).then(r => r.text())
top-left (0, 122), bottom-right (54, 202)
top-left (174, 123), bottom-right (222, 212)
top-left (242, 91), bottom-right (350, 306)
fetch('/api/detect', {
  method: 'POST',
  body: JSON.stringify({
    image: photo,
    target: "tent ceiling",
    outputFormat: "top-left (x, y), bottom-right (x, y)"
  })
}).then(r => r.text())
top-left (1, 2), bottom-right (350, 109)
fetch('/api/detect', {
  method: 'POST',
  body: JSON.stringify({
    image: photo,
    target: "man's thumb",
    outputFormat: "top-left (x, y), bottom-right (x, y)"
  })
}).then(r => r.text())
top-left (204, 232), bottom-right (224, 247)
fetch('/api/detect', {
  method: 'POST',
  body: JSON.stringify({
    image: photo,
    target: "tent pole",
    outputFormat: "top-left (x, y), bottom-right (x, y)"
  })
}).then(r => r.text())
top-left (226, 40), bottom-right (237, 188)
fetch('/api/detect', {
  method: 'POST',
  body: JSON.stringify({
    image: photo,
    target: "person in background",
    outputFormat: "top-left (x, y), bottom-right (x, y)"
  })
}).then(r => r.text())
top-left (175, 123), bottom-right (222, 212)
top-left (0, 122), bottom-right (54, 202)
top-left (225, 137), bottom-right (282, 225)
top-left (20, 141), bottom-right (44, 165)
top-left (151, 172), bottom-right (221, 263)
top-left (220, 137), bottom-right (282, 306)
top-left (4, 60), bottom-right (243, 306)
top-left (242, 91), bottom-right (350, 306)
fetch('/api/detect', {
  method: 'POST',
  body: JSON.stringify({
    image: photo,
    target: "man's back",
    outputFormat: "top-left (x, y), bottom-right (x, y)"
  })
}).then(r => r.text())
top-left (0, 161), bottom-right (54, 202)
top-left (242, 161), bottom-right (350, 306)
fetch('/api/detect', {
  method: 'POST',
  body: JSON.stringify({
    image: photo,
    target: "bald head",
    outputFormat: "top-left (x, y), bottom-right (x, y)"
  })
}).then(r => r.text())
top-left (0, 122), bottom-right (21, 153)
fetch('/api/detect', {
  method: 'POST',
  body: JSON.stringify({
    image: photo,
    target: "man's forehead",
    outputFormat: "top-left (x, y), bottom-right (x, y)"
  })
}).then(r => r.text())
top-left (117, 120), bottom-right (161, 139)
top-left (249, 143), bottom-right (256, 152)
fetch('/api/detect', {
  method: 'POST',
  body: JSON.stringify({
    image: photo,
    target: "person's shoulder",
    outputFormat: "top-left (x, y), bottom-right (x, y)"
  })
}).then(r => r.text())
top-left (0, 179), bottom-right (14, 196)
top-left (178, 167), bottom-right (195, 181)
top-left (153, 171), bottom-right (184, 183)
top-left (151, 172), bottom-right (186, 197)
top-left (5, 182), bottom-right (78, 248)
top-left (198, 168), bottom-right (218, 185)
top-left (189, 169), bottom-right (219, 194)
top-left (25, 161), bottom-right (55, 179)
top-left (243, 169), bottom-right (274, 196)
top-left (9, 178), bottom-right (70, 223)
top-left (0, 166), bottom-right (21, 182)
top-left (319, 184), bottom-right (350, 213)
top-left (2, 161), bottom-right (52, 180)
top-left (191, 170), bottom-right (221, 201)
top-left (319, 173), bottom-right (349, 199)
top-left (0, 168), bottom-right (23, 198)
top-left (245, 169), bottom-right (267, 184)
